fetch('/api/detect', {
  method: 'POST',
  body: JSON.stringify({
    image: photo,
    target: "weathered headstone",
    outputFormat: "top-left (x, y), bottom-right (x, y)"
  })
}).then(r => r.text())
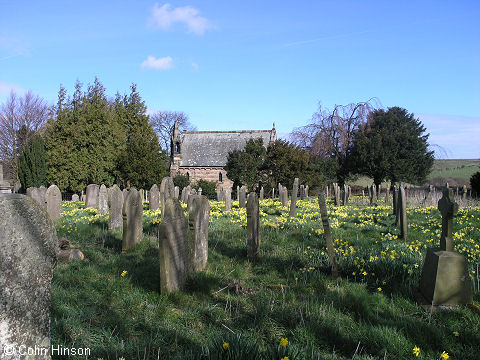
top-left (149, 183), bottom-right (160, 210)
top-left (27, 186), bottom-right (47, 208)
top-left (239, 185), bottom-right (247, 208)
top-left (398, 184), bottom-right (407, 239)
top-left (71, 194), bottom-right (79, 202)
top-left (0, 164), bottom-right (11, 193)
top-left (462, 185), bottom-right (467, 200)
top-left (46, 184), bottom-right (62, 221)
top-left (259, 186), bottom-right (264, 201)
top-left (122, 188), bottom-right (128, 201)
top-left (0, 194), bottom-right (57, 359)
top-left (108, 184), bottom-right (123, 230)
top-left (139, 189), bottom-right (144, 204)
top-left (317, 190), bottom-right (339, 278)
top-left (85, 184), bottom-right (100, 208)
top-left (225, 188), bottom-right (232, 211)
top-left (418, 185), bottom-right (472, 306)
top-left (305, 185), bottom-right (309, 198)
top-left (237, 185), bottom-right (240, 201)
top-left (160, 177), bottom-right (175, 213)
top-left (188, 195), bottom-right (210, 272)
top-left (159, 198), bottom-right (189, 293)
top-left (289, 178), bottom-right (299, 218)
top-left (174, 186), bottom-right (180, 199)
top-left (282, 186), bottom-right (289, 207)
top-left (97, 184), bottom-right (109, 215)
top-left (247, 192), bottom-right (260, 259)
top-left (300, 185), bottom-right (305, 200)
top-left (122, 188), bottom-right (143, 252)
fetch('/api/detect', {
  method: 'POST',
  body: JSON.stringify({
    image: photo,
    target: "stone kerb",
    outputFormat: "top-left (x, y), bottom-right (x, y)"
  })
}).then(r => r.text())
top-left (0, 194), bottom-right (58, 359)
top-left (149, 183), bottom-right (160, 210)
top-left (159, 198), bottom-right (189, 293)
top-left (188, 195), bottom-right (210, 272)
top-left (108, 184), bottom-right (123, 230)
top-left (46, 184), bottom-right (62, 221)
top-left (85, 184), bottom-right (100, 208)
top-left (97, 184), bottom-right (109, 215)
top-left (122, 188), bottom-right (143, 252)
top-left (247, 192), bottom-right (260, 260)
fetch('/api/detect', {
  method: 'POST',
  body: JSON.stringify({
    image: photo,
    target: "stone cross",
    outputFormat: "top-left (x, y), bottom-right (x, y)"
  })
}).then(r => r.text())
top-left (188, 195), bottom-right (210, 272)
top-left (122, 188), bottom-right (143, 252)
top-left (97, 184), bottom-right (109, 215)
top-left (438, 186), bottom-right (458, 252)
top-left (247, 192), bottom-right (260, 259)
top-left (108, 184), bottom-right (123, 230)
top-left (46, 184), bottom-right (62, 221)
top-left (149, 183), bottom-right (160, 210)
top-left (0, 194), bottom-right (58, 358)
top-left (159, 198), bottom-right (189, 293)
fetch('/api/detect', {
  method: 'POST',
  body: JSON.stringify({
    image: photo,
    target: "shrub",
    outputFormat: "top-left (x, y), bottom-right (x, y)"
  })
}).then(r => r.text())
top-left (193, 179), bottom-right (217, 199)
top-left (173, 174), bottom-right (190, 190)
top-left (470, 170), bottom-right (480, 197)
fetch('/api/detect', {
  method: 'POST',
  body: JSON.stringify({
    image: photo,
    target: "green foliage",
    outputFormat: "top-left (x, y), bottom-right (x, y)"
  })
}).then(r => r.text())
top-left (173, 174), bottom-right (190, 190)
top-left (347, 106), bottom-right (434, 185)
top-left (45, 79), bottom-right (126, 192)
top-left (471, 171), bottom-right (480, 196)
top-left (17, 134), bottom-right (47, 191)
top-left (263, 139), bottom-right (310, 189)
top-left (225, 138), bottom-right (266, 191)
top-left (193, 179), bottom-right (217, 199)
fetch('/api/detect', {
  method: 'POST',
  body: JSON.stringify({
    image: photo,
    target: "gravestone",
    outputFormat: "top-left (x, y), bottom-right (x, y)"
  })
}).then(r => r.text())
top-left (237, 185), bottom-right (240, 200)
top-left (0, 164), bottom-right (11, 193)
top-left (305, 185), bottom-right (309, 198)
top-left (271, 187), bottom-right (275, 199)
top-left (317, 190), bottom-right (339, 278)
top-left (418, 186), bottom-right (472, 306)
top-left (247, 192), bottom-right (260, 259)
top-left (149, 184), bottom-right (160, 210)
top-left (300, 185), bottom-right (305, 200)
top-left (392, 185), bottom-right (398, 216)
top-left (188, 195), bottom-right (210, 272)
top-left (259, 186), bottom-right (264, 201)
top-left (225, 188), bottom-right (232, 211)
top-left (81, 190), bottom-right (85, 202)
top-left (384, 184), bottom-right (390, 203)
top-left (122, 188), bottom-right (143, 252)
top-left (198, 187), bottom-right (202, 196)
top-left (139, 189), bottom-right (144, 204)
top-left (334, 183), bottom-right (340, 206)
top-left (282, 186), bottom-right (289, 207)
top-left (71, 194), bottom-right (79, 202)
top-left (278, 183), bottom-right (282, 201)
top-left (174, 186), bottom-right (179, 199)
top-left (97, 184), bottom-right (109, 215)
top-left (159, 198), bottom-right (189, 293)
top-left (187, 188), bottom-right (197, 209)
top-left (239, 185), bottom-right (247, 208)
top-left (46, 184), bottom-right (62, 221)
top-left (160, 177), bottom-right (175, 214)
top-left (289, 178), bottom-right (299, 218)
top-left (181, 186), bottom-right (187, 203)
top-left (462, 185), bottom-right (467, 200)
top-left (398, 184), bottom-right (407, 239)
top-left (85, 184), bottom-right (100, 208)
top-left (108, 184), bottom-right (123, 230)
top-left (0, 194), bottom-right (57, 359)
top-left (122, 188), bottom-right (128, 201)
top-left (27, 186), bottom-right (47, 208)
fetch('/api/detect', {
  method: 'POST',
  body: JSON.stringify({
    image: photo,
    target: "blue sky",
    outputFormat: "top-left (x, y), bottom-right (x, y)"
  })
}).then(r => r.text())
top-left (1, 1), bottom-right (479, 158)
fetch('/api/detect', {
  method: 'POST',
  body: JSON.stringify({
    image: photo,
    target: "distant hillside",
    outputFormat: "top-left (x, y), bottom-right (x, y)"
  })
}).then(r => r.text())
top-left (427, 159), bottom-right (480, 187)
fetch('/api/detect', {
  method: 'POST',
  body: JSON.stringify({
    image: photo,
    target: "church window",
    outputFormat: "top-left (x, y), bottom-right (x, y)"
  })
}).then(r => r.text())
top-left (186, 172), bottom-right (190, 181)
top-left (219, 172), bottom-right (223, 182)
top-left (175, 142), bottom-right (180, 153)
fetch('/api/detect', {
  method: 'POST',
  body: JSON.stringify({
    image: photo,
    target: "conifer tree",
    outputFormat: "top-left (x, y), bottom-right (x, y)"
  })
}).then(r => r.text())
top-left (18, 134), bottom-right (47, 190)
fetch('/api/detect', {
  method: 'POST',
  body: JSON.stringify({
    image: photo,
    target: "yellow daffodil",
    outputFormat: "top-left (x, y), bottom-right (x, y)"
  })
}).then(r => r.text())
top-left (280, 337), bottom-right (288, 347)
top-left (222, 342), bottom-right (229, 350)
top-left (453, 331), bottom-right (459, 337)
top-left (412, 346), bottom-right (420, 356)
top-left (441, 351), bottom-right (449, 359)
top-left (121, 270), bottom-right (127, 277)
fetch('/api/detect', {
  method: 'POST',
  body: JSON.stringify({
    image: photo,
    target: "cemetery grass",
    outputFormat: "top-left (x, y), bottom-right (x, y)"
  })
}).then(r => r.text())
top-left (51, 199), bottom-right (480, 359)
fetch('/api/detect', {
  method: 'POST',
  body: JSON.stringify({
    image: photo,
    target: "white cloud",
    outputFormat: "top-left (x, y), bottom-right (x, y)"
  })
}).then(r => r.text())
top-left (191, 62), bottom-right (199, 71)
top-left (141, 56), bottom-right (174, 70)
top-left (149, 3), bottom-right (214, 35)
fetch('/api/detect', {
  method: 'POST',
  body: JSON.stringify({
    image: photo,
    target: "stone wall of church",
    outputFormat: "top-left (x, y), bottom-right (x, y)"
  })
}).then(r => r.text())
top-left (174, 167), bottom-right (233, 190)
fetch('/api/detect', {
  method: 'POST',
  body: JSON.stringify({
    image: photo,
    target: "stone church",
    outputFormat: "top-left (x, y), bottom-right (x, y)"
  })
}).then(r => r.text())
top-left (170, 122), bottom-right (277, 190)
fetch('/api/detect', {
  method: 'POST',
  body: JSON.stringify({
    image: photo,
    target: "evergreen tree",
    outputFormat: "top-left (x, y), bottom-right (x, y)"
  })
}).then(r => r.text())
top-left (347, 106), bottom-right (434, 186)
top-left (18, 135), bottom-right (47, 190)
top-left (119, 84), bottom-right (168, 189)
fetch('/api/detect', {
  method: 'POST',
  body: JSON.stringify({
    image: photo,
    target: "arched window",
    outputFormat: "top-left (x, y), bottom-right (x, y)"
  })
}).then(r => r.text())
top-left (219, 172), bottom-right (223, 182)
top-left (186, 172), bottom-right (190, 181)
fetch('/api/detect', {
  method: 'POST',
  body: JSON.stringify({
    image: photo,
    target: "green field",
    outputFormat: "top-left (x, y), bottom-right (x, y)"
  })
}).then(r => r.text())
top-left (50, 198), bottom-right (480, 359)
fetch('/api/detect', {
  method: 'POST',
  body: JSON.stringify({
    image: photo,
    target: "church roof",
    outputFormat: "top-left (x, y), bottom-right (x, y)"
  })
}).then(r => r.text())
top-left (179, 130), bottom-right (275, 167)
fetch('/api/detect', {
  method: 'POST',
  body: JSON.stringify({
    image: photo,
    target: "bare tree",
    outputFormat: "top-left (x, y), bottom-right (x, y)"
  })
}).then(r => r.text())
top-left (149, 111), bottom-right (196, 152)
top-left (0, 90), bottom-right (50, 181)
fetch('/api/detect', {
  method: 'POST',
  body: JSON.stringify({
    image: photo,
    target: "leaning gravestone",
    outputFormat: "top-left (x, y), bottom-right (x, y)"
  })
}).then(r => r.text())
top-left (46, 184), bottom-right (62, 221)
top-left (122, 188), bottom-right (143, 252)
top-left (418, 185), bottom-right (472, 306)
top-left (239, 185), bottom-right (247, 208)
top-left (149, 184), bottom-right (160, 210)
top-left (289, 178), bottom-right (299, 218)
top-left (225, 188), bottom-right (232, 211)
top-left (159, 198), bottom-right (189, 293)
top-left (85, 184), bottom-right (100, 208)
top-left (188, 195), bottom-right (210, 272)
top-left (247, 192), bottom-right (260, 260)
top-left (71, 194), bottom-right (79, 202)
top-left (398, 184), bottom-right (407, 239)
top-left (108, 184), bottom-right (123, 230)
top-left (97, 184), bottom-right (109, 215)
top-left (0, 194), bottom-right (57, 359)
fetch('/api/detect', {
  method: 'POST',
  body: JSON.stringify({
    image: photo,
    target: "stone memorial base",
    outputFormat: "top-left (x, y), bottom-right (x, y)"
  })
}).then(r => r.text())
top-left (418, 248), bottom-right (472, 306)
